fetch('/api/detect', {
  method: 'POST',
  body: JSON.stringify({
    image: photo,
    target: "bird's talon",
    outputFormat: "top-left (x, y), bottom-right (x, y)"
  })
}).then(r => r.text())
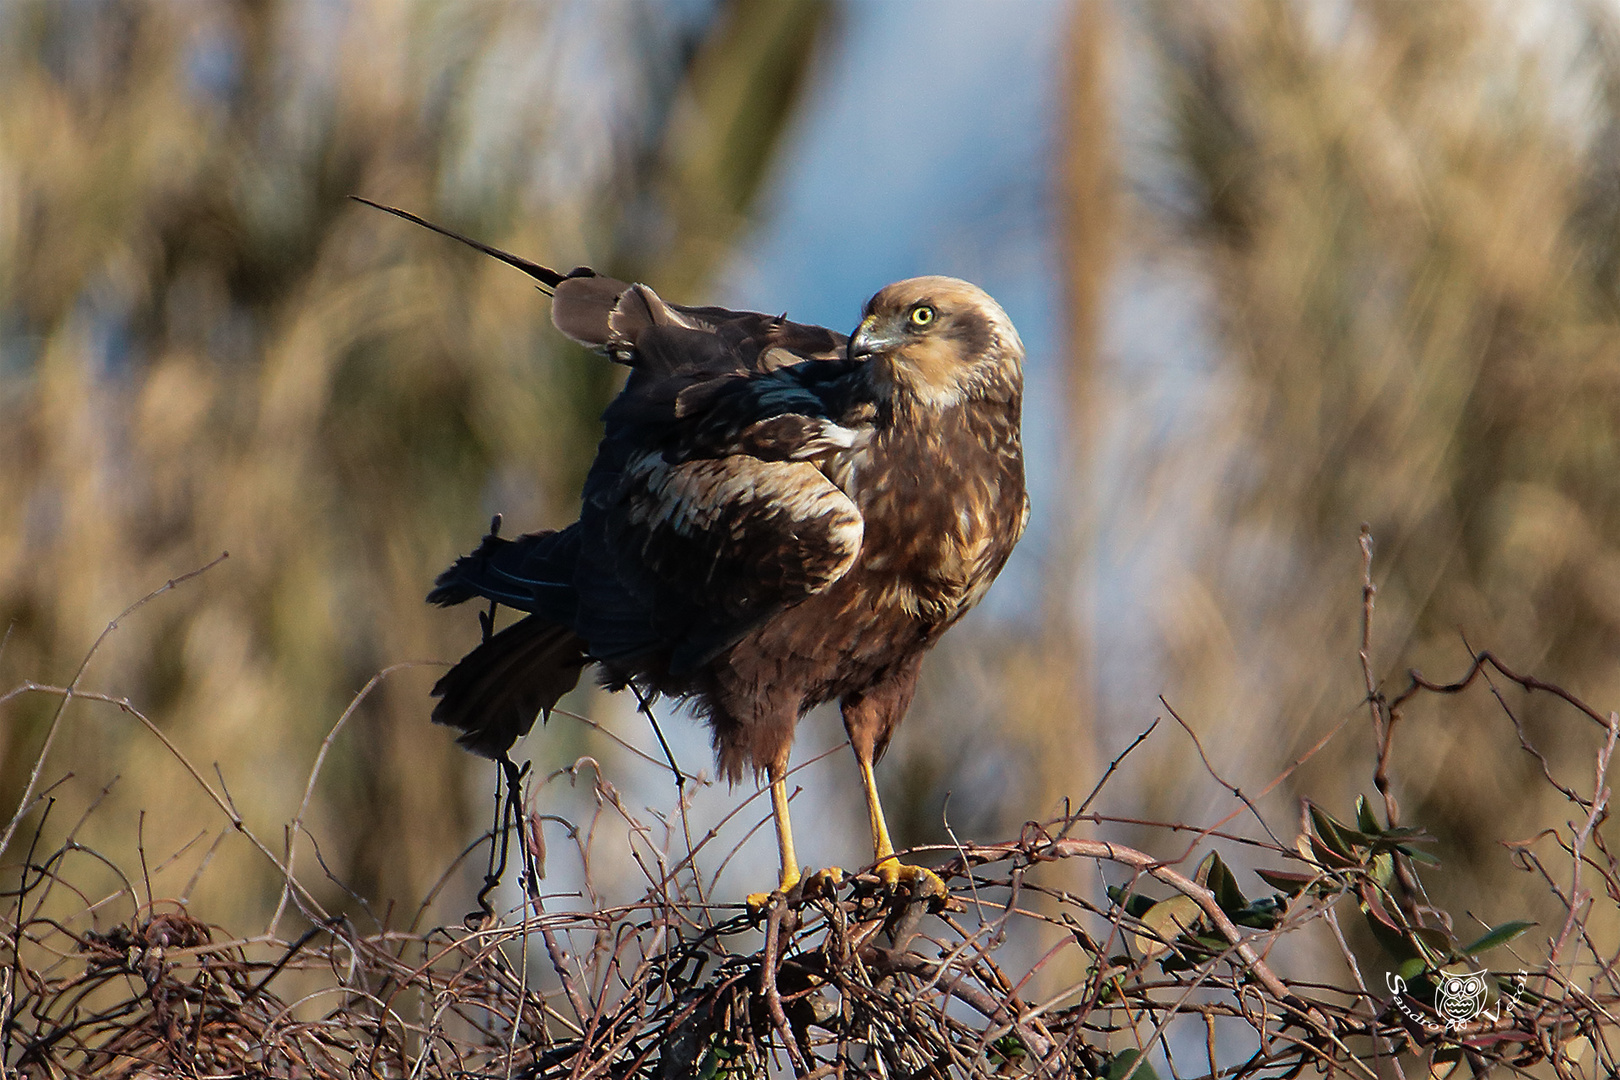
top-left (747, 865), bottom-right (847, 914)
top-left (803, 866), bottom-right (845, 899)
top-left (746, 866), bottom-right (798, 915)
top-left (875, 858), bottom-right (949, 902)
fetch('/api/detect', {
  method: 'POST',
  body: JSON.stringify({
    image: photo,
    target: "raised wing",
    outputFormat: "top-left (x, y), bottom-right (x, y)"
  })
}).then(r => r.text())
top-left (428, 278), bottom-right (877, 674)
top-left (563, 282), bottom-right (877, 673)
top-left (364, 197), bottom-right (879, 673)
top-left (550, 274), bottom-right (849, 373)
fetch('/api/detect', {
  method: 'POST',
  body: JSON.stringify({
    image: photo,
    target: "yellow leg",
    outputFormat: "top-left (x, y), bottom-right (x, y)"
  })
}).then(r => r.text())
top-left (857, 752), bottom-right (947, 901)
top-left (769, 768), bottom-right (802, 894)
top-left (858, 754), bottom-right (897, 863)
top-left (746, 767), bottom-right (802, 908)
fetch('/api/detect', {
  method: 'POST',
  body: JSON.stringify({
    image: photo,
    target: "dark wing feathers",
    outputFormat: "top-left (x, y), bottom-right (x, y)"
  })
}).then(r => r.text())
top-left (558, 286), bottom-right (875, 669)
top-left (433, 272), bottom-right (873, 686)
top-left (553, 272), bottom-right (846, 373)
top-left (551, 274), bottom-right (635, 348)
top-left (598, 453), bottom-right (864, 673)
top-left (674, 362), bottom-right (868, 460)
top-left (361, 200), bottom-right (888, 752)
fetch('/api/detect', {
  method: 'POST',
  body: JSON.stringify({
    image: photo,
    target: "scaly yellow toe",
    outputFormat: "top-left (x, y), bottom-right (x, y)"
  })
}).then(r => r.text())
top-left (747, 865), bottom-right (845, 912)
top-left (803, 866), bottom-right (844, 899)
top-left (875, 857), bottom-right (949, 901)
top-left (746, 864), bottom-right (803, 913)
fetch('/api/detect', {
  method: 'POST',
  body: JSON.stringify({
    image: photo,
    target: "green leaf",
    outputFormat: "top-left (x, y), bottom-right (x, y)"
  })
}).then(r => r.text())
top-left (1314, 802), bottom-right (1380, 846)
top-left (1310, 804), bottom-right (1359, 859)
top-left (697, 1038), bottom-right (741, 1080)
top-left (1396, 956), bottom-right (1427, 981)
top-left (1397, 844), bottom-right (1442, 867)
top-left (1096, 965), bottom-right (1129, 1003)
top-left (1412, 927), bottom-right (1455, 961)
top-left (1462, 920), bottom-right (1536, 956)
top-left (1108, 885), bottom-right (1157, 919)
top-left (1131, 894), bottom-right (1203, 960)
top-left (1105, 1049), bottom-right (1161, 1080)
top-left (988, 1033), bottom-right (1026, 1065)
top-left (1370, 851), bottom-right (1395, 889)
top-left (1361, 900), bottom-right (1424, 962)
top-left (1356, 794), bottom-right (1382, 835)
top-left (1359, 881), bottom-right (1402, 930)
top-left (1307, 834), bottom-right (1361, 869)
top-left (1196, 851), bottom-right (1249, 912)
top-left (1091, 962), bottom-right (1130, 1004)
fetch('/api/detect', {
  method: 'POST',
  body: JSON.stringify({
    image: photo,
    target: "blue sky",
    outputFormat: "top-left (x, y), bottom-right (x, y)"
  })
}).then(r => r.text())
top-left (722, 0), bottom-right (1070, 620)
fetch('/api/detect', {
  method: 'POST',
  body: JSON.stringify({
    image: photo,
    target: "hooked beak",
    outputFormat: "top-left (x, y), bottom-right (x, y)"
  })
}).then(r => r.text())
top-left (848, 314), bottom-right (906, 361)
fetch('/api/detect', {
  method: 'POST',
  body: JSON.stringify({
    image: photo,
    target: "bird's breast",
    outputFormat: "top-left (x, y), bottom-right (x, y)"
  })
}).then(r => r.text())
top-left (725, 402), bottom-right (1024, 707)
top-left (842, 411), bottom-right (1025, 628)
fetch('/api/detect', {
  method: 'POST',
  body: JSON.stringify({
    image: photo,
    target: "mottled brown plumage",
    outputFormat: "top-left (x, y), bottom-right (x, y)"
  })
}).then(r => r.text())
top-left (363, 198), bottom-right (1027, 900)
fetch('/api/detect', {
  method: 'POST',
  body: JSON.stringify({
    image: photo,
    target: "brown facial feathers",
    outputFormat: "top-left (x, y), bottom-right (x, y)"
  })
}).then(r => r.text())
top-left (851, 277), bottom-right (1024, 409)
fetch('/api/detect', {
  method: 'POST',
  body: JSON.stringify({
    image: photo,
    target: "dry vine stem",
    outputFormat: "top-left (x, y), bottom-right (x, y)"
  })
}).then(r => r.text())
top-left (4, 542), bottom-right (1620, 1077)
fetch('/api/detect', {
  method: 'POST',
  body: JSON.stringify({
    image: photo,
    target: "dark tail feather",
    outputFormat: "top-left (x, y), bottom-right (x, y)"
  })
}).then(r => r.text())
top-left (427, 532), bottom-right (514, 607)
top-left (428, 527), bottom-right (581, 622)
top-left (432, 616), bottom-right (589, 759)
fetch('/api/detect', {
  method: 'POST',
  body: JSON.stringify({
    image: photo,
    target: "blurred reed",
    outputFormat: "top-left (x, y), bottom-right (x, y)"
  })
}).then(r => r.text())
top-left (0, 0), bottom-right (828, 931)
top-left (1127, 0), bottom-right (1620, 945)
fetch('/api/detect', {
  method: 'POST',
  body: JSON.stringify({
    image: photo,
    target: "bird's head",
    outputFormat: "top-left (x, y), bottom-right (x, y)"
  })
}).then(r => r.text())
top-left (848, 276), bottom-right (1023, 410)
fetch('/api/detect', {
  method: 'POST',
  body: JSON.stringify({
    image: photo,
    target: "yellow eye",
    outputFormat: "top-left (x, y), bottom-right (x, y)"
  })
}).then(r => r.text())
top-left (909, 304), bottom-right (935, 328)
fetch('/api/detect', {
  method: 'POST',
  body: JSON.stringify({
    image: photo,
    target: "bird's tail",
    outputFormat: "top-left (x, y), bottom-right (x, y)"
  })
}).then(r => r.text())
top-left (431, 616), bottom-right (588, 759)
top-left (428, 526), bottom-right (581, 622)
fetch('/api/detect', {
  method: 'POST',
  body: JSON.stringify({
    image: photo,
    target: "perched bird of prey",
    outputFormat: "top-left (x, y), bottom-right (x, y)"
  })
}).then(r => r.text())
top-left (358, 198), bottom-right (1028, 904)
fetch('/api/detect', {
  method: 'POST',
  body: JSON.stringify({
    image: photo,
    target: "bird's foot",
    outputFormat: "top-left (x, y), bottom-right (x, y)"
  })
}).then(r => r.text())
top-left (746, 866), bottom-right (845, 913)
top-left (802, 866), bottom-right (845, 899)
top-left (744, 891), bottom-right (775, 913)
top-left (873, 857), bottom-right (949, 906)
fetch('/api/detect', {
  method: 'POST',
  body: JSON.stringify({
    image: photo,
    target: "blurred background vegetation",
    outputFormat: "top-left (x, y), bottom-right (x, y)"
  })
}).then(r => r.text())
top-left (2, 0), bottom-right (1617, 982)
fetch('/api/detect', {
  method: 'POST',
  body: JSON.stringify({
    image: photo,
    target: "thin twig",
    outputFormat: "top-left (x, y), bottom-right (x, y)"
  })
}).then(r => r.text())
top-left (1358, 527), bottom-right (1400, 829)
top-left (1551, 712), bottom-right (1618, 966)
top-left (0, 553), bottom-right (229, 861)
